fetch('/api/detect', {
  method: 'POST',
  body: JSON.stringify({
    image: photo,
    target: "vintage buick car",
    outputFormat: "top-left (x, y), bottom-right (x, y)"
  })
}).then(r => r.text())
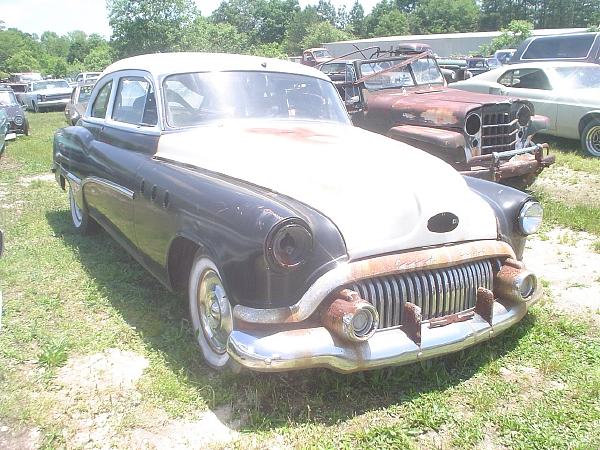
top-left (0, 85), bottom-right (29, 137)
top-left (52, 53), bottom-right (543, 373)
top-left (320, 45), bottom-right (554, 186)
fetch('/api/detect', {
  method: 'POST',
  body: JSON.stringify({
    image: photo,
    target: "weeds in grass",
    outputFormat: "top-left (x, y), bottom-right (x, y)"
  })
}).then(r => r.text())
top-left (593, 240), bottom-right (600, 254)
top-left (38, 338), bottom-right (69, 368)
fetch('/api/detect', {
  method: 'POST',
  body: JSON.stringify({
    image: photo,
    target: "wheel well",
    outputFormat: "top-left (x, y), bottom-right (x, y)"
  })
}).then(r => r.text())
top-left (579, 113), bottom-right (600, 136)
top-left (167, 236), bottom-right (200, 293)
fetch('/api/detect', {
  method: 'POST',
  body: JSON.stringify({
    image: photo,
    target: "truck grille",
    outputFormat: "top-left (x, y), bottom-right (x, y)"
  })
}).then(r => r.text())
top-left (481, 105), bottom-right (518, 154)
top-left (350, 258), bottom-right (501, 329)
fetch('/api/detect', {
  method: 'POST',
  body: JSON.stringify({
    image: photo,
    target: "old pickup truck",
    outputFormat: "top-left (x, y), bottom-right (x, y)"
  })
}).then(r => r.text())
top-left (318, 44), bottom-right (554, 186)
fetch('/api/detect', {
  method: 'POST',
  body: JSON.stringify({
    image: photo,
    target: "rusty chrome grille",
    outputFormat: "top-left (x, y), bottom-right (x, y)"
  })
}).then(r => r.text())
top-left (350, 258), bottom-right (501, 329)
top-left (481, 105), bottom-right (518, 154)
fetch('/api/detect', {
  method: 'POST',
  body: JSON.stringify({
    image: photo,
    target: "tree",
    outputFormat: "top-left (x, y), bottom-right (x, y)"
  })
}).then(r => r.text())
top-left (480, 20), bottom-right (533, 55)
top-left (374, 9), bottom-right (409, 37)
top-left (283, 6), bottom-right (321, 54)
top-left (184, 18), bottom-right (250, 54)
top-left (316, 0), bottom-right (337, 26)
top-left (6, 51), bottom-right (40, 73)
top-left (364, 0), bottom-right (397, 37)
top-left (40, 32), bottom-right (69, 59)
top-left (83, 44), bottom-right (114, 72)
top-left (253, 0), bottom-right (300, 44)
top-left (299, 21), bottom-right (353, 51)
top-left (410, 0), bottom-right (479, 35)
top-left (348, 1), bottom-right (365, 36)
top-left (108, 0), bottom-right (199, 57)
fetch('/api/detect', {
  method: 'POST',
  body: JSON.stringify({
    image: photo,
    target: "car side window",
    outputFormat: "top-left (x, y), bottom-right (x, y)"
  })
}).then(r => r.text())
top-left (499, 68), bottom-right (551, 90)
top-left (91, 81), bottom-right (113, 119)
top-left (112, 77), bottom-right (157, 126)
top-left (498, 70), bottom-right (514, 87)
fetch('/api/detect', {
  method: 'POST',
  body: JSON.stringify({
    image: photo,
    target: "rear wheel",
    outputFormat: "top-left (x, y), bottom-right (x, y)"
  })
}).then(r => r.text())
top-left (68, 184), bottom-right (97, 234)
top-left (581, 119), bottom-right (600, 157)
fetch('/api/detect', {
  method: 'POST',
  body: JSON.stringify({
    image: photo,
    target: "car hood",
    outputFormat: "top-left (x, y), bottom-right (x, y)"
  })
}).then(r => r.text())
top-left (0, 104), bottom-right (24, 120)
top-left (156, 121), bottom-right (498, 260)
top-left (367, 87), bottom-right (523, 127)
top-left (32, 87), bottom-right (71, 96)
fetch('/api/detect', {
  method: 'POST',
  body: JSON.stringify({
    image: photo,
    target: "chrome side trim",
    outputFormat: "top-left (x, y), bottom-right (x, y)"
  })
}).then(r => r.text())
top-left (65, 171), bottom-right (82, 187)
top-left (82, 176), bottom-right (135, 200)
top-left (228, 290), bottom-right (541, 373)
top-left (233, 240), bottom-right (516, 325)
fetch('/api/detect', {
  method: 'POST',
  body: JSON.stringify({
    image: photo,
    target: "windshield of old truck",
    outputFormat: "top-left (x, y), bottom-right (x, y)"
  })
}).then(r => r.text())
top-left (360, 56), bottom-right (443, 90)
top-left (32, 80), bottom-right (70, 90)
top-left (0, 91), bottom-right (18, 105)
top-left (313, 49), bottom-right (331, 59)
top-left (553, 66), bottom-right (600, 89)
top-left (163, 71), bottom-right (350, 127)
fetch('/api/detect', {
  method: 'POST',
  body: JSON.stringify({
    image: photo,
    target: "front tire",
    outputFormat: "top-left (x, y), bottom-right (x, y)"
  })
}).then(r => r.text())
top-left (68, 184), bottom-right (97, 234)
top-left (188, 254), bottom-right (234, 370)
top-left (581, 119), bottom-right (600, 157)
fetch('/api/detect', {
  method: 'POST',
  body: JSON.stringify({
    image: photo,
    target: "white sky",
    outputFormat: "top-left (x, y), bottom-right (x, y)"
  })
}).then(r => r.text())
top-left (1, 0), bottom-right (380, 38)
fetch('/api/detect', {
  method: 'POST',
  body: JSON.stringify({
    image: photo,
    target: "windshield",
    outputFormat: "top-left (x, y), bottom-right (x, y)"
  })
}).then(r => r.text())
top-left (163, 71), bottom-right (349, 128)
top-left (553, 66), bottom-right (600, 89)
top-left (360, 56), bottom-right (443, 90)
top-left (32, 80), bottom-right (70, 90)
top-left (0, 91), bottom-right (18, 105)
top-left (77, 85), bottom-right (94, 103)
top-left (313, 49), bottom-right (331, 59)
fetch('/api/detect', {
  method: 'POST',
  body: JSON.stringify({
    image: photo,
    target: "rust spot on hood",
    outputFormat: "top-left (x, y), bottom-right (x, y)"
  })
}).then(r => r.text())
top-left (246, 127), bottom-right (332, 144)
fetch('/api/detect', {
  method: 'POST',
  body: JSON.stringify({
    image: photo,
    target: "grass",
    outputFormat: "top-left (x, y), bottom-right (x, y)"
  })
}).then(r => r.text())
top-left (0, 113), bottom-right (598, 448)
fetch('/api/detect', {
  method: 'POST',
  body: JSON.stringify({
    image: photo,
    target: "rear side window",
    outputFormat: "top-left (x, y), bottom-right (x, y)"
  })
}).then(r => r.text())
top-left (112, 77), bottom-right (157, 126)
top-left (498, 68), bottom-right (551, 90)
top-left (91, 81), bottom-right (112, 118)
top-left (523, 34), bottom-right (596, 59)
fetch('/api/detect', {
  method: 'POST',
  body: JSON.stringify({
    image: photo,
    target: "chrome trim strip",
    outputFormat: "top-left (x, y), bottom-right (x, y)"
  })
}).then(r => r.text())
top-left (82, 176), bottom-right (135, 200)
top-left (233, 240), bottom-right (516, 325)
top-left (228, 290), bottom-right (542, 373)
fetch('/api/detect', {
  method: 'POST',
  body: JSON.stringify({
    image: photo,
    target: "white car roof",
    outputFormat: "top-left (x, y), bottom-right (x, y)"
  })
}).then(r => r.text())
top-left (101, 52), bottom-right (331, 81)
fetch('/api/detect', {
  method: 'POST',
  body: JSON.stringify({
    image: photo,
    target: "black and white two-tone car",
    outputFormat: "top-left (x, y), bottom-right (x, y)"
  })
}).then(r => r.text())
top-left (52, 53), bottom-right (544, 373)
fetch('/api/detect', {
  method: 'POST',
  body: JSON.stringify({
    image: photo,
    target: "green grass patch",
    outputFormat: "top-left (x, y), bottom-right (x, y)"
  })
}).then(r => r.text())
top-left (533, 190), bottom-right (600, 236)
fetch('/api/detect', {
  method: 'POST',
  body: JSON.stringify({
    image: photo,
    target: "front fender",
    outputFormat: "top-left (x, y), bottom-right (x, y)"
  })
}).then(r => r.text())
top-left (464, 176), bottom-right (534, 260)
top-left (387, 125), bottom-right (469, 164)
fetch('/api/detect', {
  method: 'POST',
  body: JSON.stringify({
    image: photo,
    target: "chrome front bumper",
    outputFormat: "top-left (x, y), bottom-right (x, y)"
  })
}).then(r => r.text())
top-left (227, 291), bottom-right (541, 373)
top-left (39, 99), bottom-right (69, 108)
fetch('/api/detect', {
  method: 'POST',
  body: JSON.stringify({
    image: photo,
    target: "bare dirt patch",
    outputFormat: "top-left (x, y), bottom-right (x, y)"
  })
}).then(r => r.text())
top-left (532, 166), bottom-right (600, 206)
top-left (52, 348), bottom-right (238, 448)
top-left (0, 423), bottom-right (41, 450)
top-left (17, 173), bottom-right (55, 186)
top-left (525, 227), bottom-right (600, 320)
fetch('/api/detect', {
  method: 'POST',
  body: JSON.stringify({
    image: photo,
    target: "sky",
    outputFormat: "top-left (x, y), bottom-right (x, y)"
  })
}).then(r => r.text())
top-left (1, 0), bottom-right (381, 38)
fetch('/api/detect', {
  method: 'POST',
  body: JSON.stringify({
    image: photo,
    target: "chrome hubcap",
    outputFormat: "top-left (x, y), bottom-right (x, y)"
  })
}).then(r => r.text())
top-left (586, 125), bottom-right (600, 156)
top-left (196, 269), bottom-right (231, 354)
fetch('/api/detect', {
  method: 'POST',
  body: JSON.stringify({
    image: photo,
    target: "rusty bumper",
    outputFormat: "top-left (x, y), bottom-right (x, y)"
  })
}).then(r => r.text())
top-left (227, 290), bottom-right (541, 373)
top-left (463, 143), bottom-right (555, 182)
top-left (228, 241), bottom-right (541, 373)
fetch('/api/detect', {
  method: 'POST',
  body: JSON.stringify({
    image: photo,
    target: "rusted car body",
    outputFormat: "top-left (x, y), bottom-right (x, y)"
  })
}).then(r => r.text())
top-left (301, 48), bottom-right (333, 67)
top-left (52, 53), bottom-right (544, 373)
top-left (320, 45), bottom-right (554, 186)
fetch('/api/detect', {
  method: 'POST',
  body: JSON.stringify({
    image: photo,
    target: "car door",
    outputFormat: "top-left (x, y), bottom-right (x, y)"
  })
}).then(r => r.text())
top-left (497, 68), bottom-right (558, 131)
top-left (79, 71), bottom-right (160, 249)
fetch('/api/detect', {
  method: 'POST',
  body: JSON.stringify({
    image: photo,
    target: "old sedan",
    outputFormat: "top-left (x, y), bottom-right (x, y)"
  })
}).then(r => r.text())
top-left (0, 85), bottom-right (29, 137)
top-left (52, 53), bottom-right (543, 373)
top-left (21, 79), bottom-right (72, 113)
top-left (453, 62), bottom-right (600, 157)
top-left (64, 82), bottom-right (94, 126)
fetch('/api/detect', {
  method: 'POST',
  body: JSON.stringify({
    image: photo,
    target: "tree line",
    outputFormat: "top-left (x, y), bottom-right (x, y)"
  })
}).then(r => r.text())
top-left (1, 0), bottom-right (599, 78)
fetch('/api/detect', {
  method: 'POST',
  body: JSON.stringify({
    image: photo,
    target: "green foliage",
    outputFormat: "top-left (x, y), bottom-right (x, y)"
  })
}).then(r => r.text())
top-left (6, 51), bottom-right (40, 73)
top-left (283, 6), bottom-right (322, 55)
top-left (83, 44), bottom-right (114, 72)
top-left (347, 0), bottom-right (366, 36)
top-left (374, 9), bottom-right (409, 37)
top-left (108, 0), bottom-right (199, 57)
top-left (251, 42), bottom-right (288, 59)
top-left (184, 18), bottom-right (250, 54)
top-left (410, 0), bottom-right (480, 34)
top-left (480, 20), bottom-right (533, 55)
top-left (299, 21), bottom-right (354, 53)
top-left (364, 0), bottom-right (397, 37)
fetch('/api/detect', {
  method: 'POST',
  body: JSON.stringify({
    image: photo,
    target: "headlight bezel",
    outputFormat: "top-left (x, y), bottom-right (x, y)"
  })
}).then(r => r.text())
top-left (266, 218), bottom-right (313, 270)
top-left (518, 200), bottom-right (543, 235)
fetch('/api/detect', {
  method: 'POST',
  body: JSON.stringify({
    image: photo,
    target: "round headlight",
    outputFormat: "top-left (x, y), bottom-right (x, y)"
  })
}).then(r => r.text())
top-left (518, 200), bottom-right (543, 235)
top-left (465, 113), bottom-right (481, 136)
top-left (268, 220), bottom-right (313, 269)
top-left (14, 115), bottom-right (23, 126)
top-left (517, 105), bottom-right (532, 127)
